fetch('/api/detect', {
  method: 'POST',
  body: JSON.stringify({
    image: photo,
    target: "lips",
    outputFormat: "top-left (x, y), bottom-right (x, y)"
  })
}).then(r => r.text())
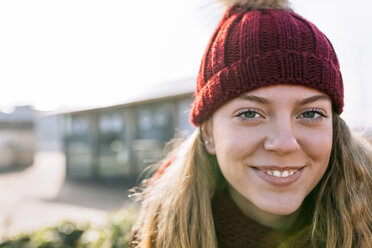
top-left (265, 169), bottom-right (297, 178)
top-left (251, 165), bottom-right (306, 186)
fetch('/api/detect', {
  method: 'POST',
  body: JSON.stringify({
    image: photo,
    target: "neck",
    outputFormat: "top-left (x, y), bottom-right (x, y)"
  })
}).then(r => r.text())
top-left (228, 187), bottom-right (300, 232)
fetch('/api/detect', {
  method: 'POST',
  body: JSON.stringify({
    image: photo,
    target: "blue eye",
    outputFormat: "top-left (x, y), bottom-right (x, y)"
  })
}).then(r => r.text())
top-left (299, 109), bottom-right (327, 122)
top-left (301, 111), bottom-right (319, 118)
top-left (235, 109), bottom-right (263, 121)
top-left (241, 110), bottom-right (259, 118)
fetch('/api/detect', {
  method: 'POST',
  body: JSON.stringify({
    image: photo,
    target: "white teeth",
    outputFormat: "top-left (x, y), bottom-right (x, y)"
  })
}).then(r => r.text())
top-left (264, 169), bottom-right (297, 178)
top-left (273, 170), bottom-right (281, 177)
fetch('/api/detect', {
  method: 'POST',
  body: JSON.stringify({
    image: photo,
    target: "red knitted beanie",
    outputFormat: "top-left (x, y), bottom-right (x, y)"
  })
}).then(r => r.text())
top-left (190, 3), bottom-right (344, 126)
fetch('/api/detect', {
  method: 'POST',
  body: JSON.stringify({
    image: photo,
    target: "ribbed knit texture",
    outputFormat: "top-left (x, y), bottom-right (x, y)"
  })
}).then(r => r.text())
top-left (191, 7), bottom-right (343, 126)
top-left (212, 190), bottom-right (291, 248)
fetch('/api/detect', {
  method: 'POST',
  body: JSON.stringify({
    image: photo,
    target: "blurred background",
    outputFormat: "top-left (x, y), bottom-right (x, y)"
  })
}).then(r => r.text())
top-left (0, 0), bottom-right (371, 243)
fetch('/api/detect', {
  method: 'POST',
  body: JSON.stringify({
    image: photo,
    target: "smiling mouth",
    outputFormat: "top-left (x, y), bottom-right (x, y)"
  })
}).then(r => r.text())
top-left (251, 166), bottom-right (305, 178)
top-left (263, 169), bottom-right (298, 178)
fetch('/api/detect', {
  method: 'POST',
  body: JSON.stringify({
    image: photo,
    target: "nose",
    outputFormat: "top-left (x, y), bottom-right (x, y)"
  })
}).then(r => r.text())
top-left (264, 119), bottom-right (300, 155)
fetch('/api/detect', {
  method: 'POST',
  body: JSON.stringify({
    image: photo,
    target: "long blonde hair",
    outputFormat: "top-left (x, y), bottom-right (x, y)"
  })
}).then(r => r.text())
top-left (131, 114), bottom-right (372, 248)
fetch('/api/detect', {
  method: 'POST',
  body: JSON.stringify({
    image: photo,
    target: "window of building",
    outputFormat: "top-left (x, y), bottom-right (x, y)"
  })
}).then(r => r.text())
top-left (136, 102), bottom-right (174, 142)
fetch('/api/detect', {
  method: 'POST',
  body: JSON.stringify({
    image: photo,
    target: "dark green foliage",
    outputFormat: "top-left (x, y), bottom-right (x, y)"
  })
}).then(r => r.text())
top-left (0, 208), bottom-right (138, 248)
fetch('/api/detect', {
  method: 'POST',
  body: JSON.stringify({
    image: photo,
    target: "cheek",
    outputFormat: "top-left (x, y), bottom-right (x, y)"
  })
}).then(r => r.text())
top-left (213, 124), bottom-right (264, 162)
top-left (298, 124), bottom-right (333, 191)
top-left (301, 127), bottom-right (333, 165)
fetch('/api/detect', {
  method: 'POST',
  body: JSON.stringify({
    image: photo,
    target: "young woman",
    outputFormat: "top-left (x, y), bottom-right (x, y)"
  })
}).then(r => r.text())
top-left (130, 0), bottom-right (372, 247)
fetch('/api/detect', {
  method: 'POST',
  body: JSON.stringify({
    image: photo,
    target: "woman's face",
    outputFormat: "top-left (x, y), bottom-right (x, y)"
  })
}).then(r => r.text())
top-left (202, 85), bottom-right (333, 224)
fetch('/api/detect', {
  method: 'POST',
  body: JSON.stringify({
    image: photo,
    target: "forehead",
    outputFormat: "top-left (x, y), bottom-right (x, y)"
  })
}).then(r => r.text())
top-left (236, 85), bottom-right (331, 104)
top-left (241, 85), bottom-right (326, 97)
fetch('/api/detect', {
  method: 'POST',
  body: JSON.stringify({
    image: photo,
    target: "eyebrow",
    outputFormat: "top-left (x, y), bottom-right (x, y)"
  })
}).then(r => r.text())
top-left (237, 94), bottom-right (330, 105)
top-left (296, 94), bottom-right (330, 105)
top-left (237, 95), bottom-right (271, 104)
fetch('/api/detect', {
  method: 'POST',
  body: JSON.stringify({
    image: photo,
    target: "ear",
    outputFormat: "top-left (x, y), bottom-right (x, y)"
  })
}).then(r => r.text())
top-left (201, 121), bottom-right (216, 154)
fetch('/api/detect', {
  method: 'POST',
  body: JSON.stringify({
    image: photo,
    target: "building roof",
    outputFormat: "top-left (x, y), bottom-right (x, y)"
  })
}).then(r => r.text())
top-left (52, 77), bottom-right (196, 115)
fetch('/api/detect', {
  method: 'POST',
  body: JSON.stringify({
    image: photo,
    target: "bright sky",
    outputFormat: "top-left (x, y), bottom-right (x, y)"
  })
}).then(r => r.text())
top-left (0, 0), bottom-right (371, 128)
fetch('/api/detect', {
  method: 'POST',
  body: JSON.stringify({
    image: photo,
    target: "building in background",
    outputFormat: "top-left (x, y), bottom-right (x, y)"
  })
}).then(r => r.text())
top-left (35, 113), bottom-right (63, 151)
top-left (0, 106), bottom-right (36, 169)
top-left (62, 78), bottom-right (195, 181)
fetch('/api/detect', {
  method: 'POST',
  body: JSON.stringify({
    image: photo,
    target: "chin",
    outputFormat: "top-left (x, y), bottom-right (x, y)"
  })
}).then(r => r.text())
top-left (258, 200), bottom-right (303, 216)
